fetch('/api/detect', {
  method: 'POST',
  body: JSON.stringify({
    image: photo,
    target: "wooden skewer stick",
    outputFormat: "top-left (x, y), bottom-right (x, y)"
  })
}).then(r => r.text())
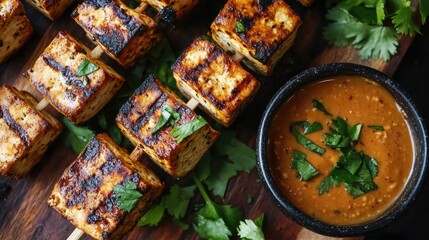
top-left (232, 52), bottom-right (244, 62)
top-left (134, 2), bottom-right (149, 14)
top-left (36, 98), bottom-right (50, 111)
top-left (67, 228), bottom-right (84, 240)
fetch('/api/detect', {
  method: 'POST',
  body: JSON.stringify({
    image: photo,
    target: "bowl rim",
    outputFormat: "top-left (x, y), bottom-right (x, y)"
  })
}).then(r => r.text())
top-left (256, 63), bottom-right (428, 236)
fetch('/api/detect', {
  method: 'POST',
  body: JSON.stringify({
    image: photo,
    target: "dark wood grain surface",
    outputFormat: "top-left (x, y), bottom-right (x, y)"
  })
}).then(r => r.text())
top-left (0, 1), bottom-right (423, 240)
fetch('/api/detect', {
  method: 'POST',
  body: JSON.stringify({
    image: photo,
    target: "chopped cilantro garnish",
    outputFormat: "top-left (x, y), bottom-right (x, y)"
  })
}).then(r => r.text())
top-left (312, 99), bottom-right (332, 116)
top-left (235, 21), bottom-right (245, 33)
top-left (113, 181), bottom-right (143, 212)
top-left (171, 116), bottom-right (207, 143)
top-left (76, 59), bottom-right (98, 77)
top-left (294, 121), bottom-right (323, 134)
top-left (368, 125), bottom-right (384, 131)
top-left (290, 126), bottom-right (326, 156)
top-left (152, 104), bottom-right (180, 134)
top-left (291, 150), bottom-right (319, 181)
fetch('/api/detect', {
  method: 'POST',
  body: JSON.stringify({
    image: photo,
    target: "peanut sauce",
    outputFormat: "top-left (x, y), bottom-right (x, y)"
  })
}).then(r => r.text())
top-left (268, 75), bottom-right (413, 225)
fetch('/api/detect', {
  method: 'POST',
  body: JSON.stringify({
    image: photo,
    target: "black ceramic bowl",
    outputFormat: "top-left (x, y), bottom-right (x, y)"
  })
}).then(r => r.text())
top-left (256, 63), bottom-right (428, 236)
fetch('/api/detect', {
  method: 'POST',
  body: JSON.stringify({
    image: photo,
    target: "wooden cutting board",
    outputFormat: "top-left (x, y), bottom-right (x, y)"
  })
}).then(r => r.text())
top-left (0, 1), bottom-right (415, 239)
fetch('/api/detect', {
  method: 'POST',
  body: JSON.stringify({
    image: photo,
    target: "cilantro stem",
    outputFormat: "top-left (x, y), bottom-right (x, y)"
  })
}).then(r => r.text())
top-left (193, 175), bottom-right (212, 204)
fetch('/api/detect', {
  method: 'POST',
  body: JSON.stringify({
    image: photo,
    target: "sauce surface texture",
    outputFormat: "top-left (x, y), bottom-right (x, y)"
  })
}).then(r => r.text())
top-left (268, 75), bottom-right (413, 225)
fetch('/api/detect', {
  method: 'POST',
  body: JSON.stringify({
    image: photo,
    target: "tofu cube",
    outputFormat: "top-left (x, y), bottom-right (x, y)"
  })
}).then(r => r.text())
top-left (71, 0), bottom-right (163, 68)
top-left (25, 0), bottom-right (75, 20)
top-left (172, 37), bottom-right (260, 127)
top-left (210, 0), bottom-right (301, 75)
top-left (0, 0), bottom-right (33, 63)
top-left (145, 0), bottom-right (199, 21)
top-left (116, 75), bottom-right (220, 177)
top-left (0, 85), bottom-right (62, 178)
top-left (48, 133), bottom-right (163, 240)
top-left (23, 31), bottom-right (125, 124)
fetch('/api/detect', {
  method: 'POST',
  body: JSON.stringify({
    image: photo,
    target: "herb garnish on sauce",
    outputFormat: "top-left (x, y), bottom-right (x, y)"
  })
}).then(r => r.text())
top-left (290, 102), bottom-right (379, 198)
top-left (368, 125), bottom-right (385, 131)
top-left (291, 150), bottom-right (319, 181)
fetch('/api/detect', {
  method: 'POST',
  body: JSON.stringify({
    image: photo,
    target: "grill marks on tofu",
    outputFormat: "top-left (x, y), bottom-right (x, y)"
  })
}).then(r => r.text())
top-left (23, 32), bottom-right (125, 124)
top-left (116, 76), bottom-right (220, 177)
top-left (0, 0), bottom-right (33, 63)
top-left (172, 37), bottom-right (260, 127)
top-left (25, 0), bottom-right (75, 20)
top-left (48, 134), bottom-right (163, 240)
top-left (0, 85), bottom-right (62, 178)
top-left (211, 0), bottom-right (301, 75)
top-left (72, 0), bottom-right (162, 68)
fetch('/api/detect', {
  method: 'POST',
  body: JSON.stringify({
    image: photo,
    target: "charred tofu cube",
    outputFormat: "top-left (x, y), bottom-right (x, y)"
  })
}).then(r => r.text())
top-left (116, 75), bottom-right (220, 177)
top-left (23, 31), bottom-right (125, 124)
top-left (0, 0), bottom-right (33, 63)
top-left (0, 85), bottom-right (62, 178)
top-left (48, 134), bottom-right (163, 240)
top-left (210, 0), bottom-right (301, 75)
top-left (298, 0), bottom-right (315, 7)
top-left (145, 0), bottom-right (199, 21)
top-left (72, 0), bottom-right (162, 68)
top-left (25, 0), bottom-right (75, 20)
top-left (172, 37), bottom-right (260, 127)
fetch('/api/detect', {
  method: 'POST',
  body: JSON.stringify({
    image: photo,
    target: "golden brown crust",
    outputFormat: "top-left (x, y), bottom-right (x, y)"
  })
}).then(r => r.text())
top-left (0, 84), bottom-right (62, 178)
top-left (172, 37), bottom-right (260, 127)
top-left (0, 0), bottom-right (33, 63)
top-left (71, 0), bottom-right (163, 68)
top-left (25, 0), bottom-right (75, 20)
top-left (145, 0), bottom-right (199, 20)
top-left (48, 133), bottom-right (163, 239)
top-left (116, 75), bottom-right (220, 177)
top-left (210, 0), bottom-right (301, 75)
top-left (23, 31), bottom-right (125, 124)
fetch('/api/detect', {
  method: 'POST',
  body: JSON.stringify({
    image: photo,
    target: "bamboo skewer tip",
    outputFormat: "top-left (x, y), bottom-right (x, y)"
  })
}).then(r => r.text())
top-left (67, 228), bottom-right (84, 240)
top-left (36, 98), bottom-right (49, 111)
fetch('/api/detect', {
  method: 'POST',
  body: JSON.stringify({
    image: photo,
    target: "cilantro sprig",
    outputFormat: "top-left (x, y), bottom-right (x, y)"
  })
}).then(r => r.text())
top-left (114, 181), bottom-right (143, 212)
top-left (237, 214), bottom-right (265, 240)
top-left (324, 0), bottom-right (428, 61)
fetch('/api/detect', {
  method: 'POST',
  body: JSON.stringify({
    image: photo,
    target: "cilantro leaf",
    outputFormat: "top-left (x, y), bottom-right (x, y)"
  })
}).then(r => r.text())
top-left (171, 116), bottom-right (207, 143)
top-left (62, 118), bottom-right (95, 153)
top-left (356, 25), bottom-right (398, 61)
top-left (317, 175), bottom-right (339, 194)
top-left (193, 176), bottom-right (243, 238)
top-left (347, 123), bottom-right (363, 141)
top-left (392, 6), bottom-right (421, 36)
top-left (76, 59), bottom-right (98, 77)
top-left (290, 127), bottom-right (326, 156)
top-left (194, 215), bottom-right (231, 240)
top-left (368, 125), bottom-right (384, 131)
top-left (312, 99), bottom-right (332, 116)
top-left (376, 0), bottom-right (386, 25)
top-left (201, 128), bottom-right (256, 197)
top-left (421, 0), bottom-right (429, 24)
top-left (291, 150), bottom-right (319, 181)
top-left (137, 203), bottom-right (165, 227)
top-left (294, 121), bottom-right (323, 134)
top-left (152, 104), bottom-right (180, 133)
top-left (237, 214), bottom-right (265, 240)
top-left (235, 21), bottom-right (245, 33)
top-left (114, 181), bottom-right (143, 212)
top-left (164, 185), bottom-right (196, 219)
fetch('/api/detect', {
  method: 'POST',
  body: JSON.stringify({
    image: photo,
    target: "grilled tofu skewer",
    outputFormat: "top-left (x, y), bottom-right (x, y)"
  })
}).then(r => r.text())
top-left (35, 98), bottom-right (50, 111)
top-left (66, 91), bottom-right (201, 240)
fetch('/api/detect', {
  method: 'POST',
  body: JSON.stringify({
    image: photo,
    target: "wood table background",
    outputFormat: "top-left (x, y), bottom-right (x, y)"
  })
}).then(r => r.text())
top-left (0, 1), bottom-right (427, 239)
